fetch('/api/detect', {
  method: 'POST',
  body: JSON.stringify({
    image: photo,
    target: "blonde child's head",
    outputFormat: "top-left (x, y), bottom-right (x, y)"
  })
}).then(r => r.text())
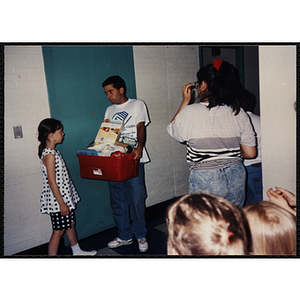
top-left (167, 193), bottom-right (247, 255)
top-left (242, 201), bottom-right (296, 255)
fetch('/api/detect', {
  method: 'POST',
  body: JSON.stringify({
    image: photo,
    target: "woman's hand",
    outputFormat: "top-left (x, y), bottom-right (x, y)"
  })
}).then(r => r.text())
top-left (170, 83), bottom-right (194, 123)
top-left (182, 83), bottom-right (194, 106)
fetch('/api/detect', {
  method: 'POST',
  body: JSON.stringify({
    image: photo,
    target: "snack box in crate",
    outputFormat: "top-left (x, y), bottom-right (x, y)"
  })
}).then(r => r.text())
top-left (94, 119), bottom-right (124, 146)
top-left (77, 152), bottom-right (139, 181)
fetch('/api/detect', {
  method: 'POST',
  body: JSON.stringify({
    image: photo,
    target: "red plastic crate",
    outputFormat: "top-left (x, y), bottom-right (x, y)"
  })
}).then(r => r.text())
top-left (77, 152), bottom-right (139, 181)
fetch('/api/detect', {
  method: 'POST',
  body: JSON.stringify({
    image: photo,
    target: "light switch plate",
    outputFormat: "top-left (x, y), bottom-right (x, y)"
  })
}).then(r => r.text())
top-left (13, 125), bottom-right (23, 139)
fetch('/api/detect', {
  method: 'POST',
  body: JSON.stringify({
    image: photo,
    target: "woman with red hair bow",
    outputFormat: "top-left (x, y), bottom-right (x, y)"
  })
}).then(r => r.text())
top-left (167, 61), bottom-right (256, 209)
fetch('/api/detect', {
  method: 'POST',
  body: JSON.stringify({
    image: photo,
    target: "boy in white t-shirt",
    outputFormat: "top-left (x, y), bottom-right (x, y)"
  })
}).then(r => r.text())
top-left (102, 75), bottom-right (150, 252)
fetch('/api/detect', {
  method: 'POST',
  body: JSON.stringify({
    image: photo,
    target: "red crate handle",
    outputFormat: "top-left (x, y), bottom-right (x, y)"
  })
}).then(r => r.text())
top-left (111, 152), bottom-right (136, 161)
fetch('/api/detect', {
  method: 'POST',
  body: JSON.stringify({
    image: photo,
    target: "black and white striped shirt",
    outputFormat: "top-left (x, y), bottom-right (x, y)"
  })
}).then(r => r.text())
top-left (167, 103), bottom-right (256, 170)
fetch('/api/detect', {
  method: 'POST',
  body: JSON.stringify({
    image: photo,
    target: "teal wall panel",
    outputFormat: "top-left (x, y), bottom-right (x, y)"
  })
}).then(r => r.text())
top-left (42, 45), bottom-right (136, 242)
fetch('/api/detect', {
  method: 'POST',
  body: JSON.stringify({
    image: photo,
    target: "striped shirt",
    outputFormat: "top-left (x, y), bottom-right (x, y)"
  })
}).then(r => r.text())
top-left (167, 103), bottom-right (256, 170)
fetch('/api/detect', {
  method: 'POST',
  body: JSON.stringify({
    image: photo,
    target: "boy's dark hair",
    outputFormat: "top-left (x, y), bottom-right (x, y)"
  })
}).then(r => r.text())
top-left (102, 75), bottom-right (127, 96)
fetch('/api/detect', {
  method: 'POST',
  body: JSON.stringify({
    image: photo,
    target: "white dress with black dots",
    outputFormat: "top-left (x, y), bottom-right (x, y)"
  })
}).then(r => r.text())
top-left (40, 148), bottom-right (81, 214)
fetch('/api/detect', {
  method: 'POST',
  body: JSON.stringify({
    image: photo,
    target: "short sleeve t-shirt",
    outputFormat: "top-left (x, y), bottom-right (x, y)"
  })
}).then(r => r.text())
top-left (104, 98), bottom-right (150, 163)
top-left (40, 148), bottom-right (81, 214)
top-left (167, 103), bottom-right (256, 170)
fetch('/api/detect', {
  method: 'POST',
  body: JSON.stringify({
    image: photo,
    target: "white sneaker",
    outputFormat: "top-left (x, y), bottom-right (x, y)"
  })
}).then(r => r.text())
top-left (138, 237), bottom-right (148, 252)
top-left (76, 250), bottom-right (97, 256)
top-left (107, 237), bottom-right (133, 248)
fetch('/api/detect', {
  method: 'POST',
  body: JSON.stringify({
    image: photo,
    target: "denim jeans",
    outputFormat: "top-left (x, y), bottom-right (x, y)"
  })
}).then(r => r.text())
top-left (189, 162), bottom-right (246, 209)
top-left (108, 163), bottom-right (147, 240)
top-left (245, 164), bottom-right (263, 205)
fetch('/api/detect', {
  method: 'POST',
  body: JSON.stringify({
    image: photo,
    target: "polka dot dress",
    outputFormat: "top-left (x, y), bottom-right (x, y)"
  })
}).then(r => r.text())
top-left (40, 148), bottom-right (80, 214)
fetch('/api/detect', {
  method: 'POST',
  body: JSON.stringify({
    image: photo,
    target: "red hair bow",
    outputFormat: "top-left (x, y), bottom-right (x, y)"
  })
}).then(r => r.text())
top-left (213, 59), bottom-right (223, 71)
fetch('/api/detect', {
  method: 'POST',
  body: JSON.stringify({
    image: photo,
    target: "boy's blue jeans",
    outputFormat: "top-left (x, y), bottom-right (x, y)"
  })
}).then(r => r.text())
top-left (189, 162), bottom-right (246, 209)
top-left (108, 163), bottom-right (147, 241)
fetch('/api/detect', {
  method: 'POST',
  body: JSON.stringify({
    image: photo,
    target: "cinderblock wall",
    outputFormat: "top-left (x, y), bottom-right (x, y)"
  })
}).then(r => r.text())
top-left (133, 45), bottom-right (199, 206)
top-left (4, 46), bottom-right (52, 255)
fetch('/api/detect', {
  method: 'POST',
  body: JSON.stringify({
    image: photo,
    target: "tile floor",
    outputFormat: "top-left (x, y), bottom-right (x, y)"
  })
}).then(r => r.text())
top-left (14, 197), bottom-right (178, 257)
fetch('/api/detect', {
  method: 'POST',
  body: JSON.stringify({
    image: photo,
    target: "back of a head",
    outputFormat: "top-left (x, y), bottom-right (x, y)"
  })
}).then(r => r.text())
top-left (218, 61), bottom-right (240, 88)
top-left (167, 193), bottom-right (247, 255)
top-left (242, 201), bottom-right (296, 255)
top-left (217, 61), bottom-right (242, 114)
top-left (197, 62), bottom-right (241, 115)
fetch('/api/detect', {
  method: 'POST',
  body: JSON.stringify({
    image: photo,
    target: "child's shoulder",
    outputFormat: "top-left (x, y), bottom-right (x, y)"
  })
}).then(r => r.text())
top-left (41, 148), bottom-right (58, 158)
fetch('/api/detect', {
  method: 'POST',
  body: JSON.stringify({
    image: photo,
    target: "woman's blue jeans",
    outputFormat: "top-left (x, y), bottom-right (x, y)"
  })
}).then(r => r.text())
top-left (108, 163), bottom-right (147, 240)
top-left (189, 162), bottom-right (246, 209)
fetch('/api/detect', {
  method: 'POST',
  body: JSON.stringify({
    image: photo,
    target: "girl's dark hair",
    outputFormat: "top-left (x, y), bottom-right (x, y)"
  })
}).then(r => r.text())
top-left (38, 118), bottom-right (63, 158)
top-left (197, 62), bottom-right (242, 115)
top-left (197, 64), bottom-right (218, 103)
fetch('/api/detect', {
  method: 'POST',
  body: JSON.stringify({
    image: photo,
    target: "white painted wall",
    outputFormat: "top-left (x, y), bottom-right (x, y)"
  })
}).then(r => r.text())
top-left (4, 46), bottom-right (52, 255)
top-left (259, 46), bottom-right (297, 197)
top-left (133, 45), bottom-right (199, 206)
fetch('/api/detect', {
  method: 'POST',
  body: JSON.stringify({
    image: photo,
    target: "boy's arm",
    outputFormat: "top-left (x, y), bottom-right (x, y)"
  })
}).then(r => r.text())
top-left (132, 121), bottom-right (146, 160)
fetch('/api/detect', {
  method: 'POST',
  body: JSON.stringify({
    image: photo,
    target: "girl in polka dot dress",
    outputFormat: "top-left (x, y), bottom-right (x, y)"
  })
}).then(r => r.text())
top-left (38, 118), bottom-right (97, 256)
